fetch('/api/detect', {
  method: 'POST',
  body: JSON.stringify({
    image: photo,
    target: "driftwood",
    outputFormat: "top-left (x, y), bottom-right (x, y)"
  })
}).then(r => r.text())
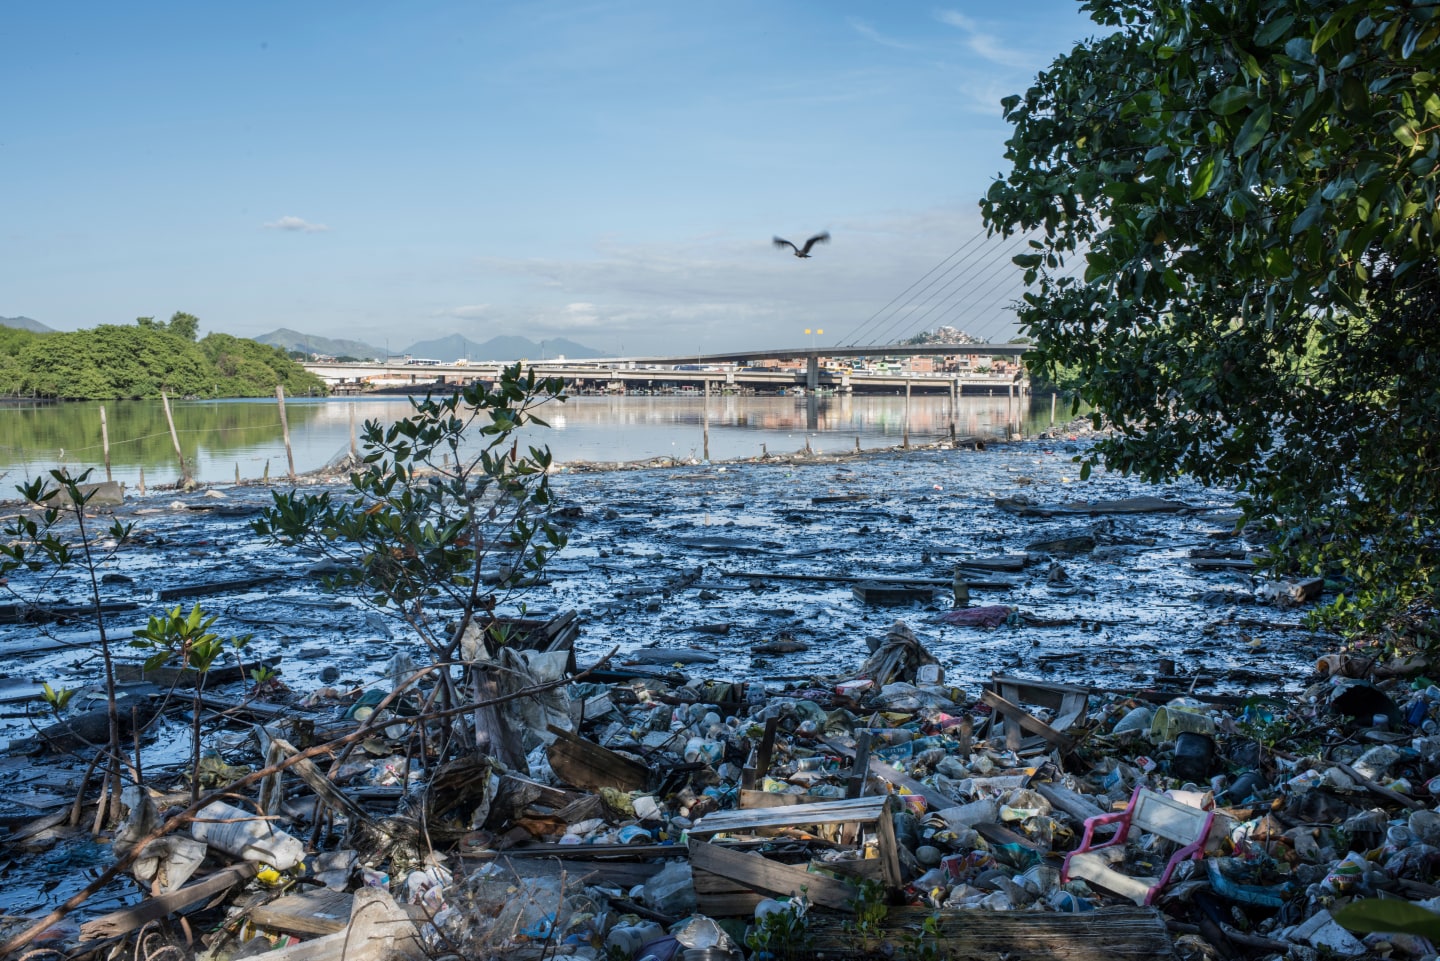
top-left (79, 863), bottom-right (260, 940)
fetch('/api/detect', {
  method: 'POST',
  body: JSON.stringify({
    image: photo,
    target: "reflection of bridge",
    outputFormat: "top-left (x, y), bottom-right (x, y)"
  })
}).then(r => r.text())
top-left (303, 342), bottom-right (1030, 397)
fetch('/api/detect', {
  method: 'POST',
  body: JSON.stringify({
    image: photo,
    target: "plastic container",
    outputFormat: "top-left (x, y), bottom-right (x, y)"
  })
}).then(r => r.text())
top-left (607, 922), bottom-right (665, 957)
top-left (1112, 705), bottom-right (1155, 735)
top-left (1150, 704), bottom-right (1216, 743)
top-left (189, 801), bottom-right (305, 870)
top-left (1171, 732), bottom-right (1216, 782)
top-left (684, 737), bottom-right (723, 765)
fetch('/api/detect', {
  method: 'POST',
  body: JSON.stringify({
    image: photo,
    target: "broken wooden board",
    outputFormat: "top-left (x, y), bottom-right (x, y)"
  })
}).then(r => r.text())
top-left (981, 689), bottom-right (1075, 753)
top-left (688, 837), bottom-right (859, 912)
top-left (1025, 534), bottom-right (1097, 555)
top-left (156, 572), bottom-right (282, 601)
top-left (1190, 557), bottom-right (1260, 571)
top-left (995, 495), bottom-right (1191, 517)
top-left (0, 600), bottom-right (138, 625)
top-left (851, 582), bottom-right (934, 606)
top-left (545, 724), bottom-right (649, 793)
top-left (248, 888), bottom-right (354, 937)
top-left (805, 905), bottom-right (1175, 961)
top-left (690, 795), bottom-right (902, 892)
top-left (985, 675), bottom-right (1088, 753)
top-left (951, 554), bottom-right (1027, 572)
top-left (80, 863), bottom-right (260, 941)
top-left (114, 653), bottom-right (282, 688)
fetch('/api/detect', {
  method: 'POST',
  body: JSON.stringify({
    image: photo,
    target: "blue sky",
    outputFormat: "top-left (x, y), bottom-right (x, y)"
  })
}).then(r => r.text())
top-left (2, 2), bottom-right (1102, 356)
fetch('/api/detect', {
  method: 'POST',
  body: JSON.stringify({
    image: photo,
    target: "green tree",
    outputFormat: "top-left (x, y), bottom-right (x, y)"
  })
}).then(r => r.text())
top-left (982, 0), bottom-right (1440, 637)
top-left (167, 311), bottom-right (200, 342)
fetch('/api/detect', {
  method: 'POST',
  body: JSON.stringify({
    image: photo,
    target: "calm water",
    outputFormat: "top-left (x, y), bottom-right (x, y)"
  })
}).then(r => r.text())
top-left (0, 392), bottom-right (1077, 488)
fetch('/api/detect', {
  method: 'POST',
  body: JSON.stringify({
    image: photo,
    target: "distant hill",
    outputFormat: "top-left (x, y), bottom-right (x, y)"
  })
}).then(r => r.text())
top-left (0, 315), bottom-right (55, 333)
top-left (255, 328), bottom-right (385, 360)
top-left (401, 334), bottom-right (603, 361)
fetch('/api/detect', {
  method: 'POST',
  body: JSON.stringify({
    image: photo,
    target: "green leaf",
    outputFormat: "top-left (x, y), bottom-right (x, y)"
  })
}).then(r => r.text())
top-left (1191, 154), bottom-right (1219, 199)
top-left (1255, 14), bottom-right (1295, 46)
top-left (1234, 104), bottom-right (1272, 154)
top-left (1333, 900), bottom-right (1440, 939)
top-left (1392, 118), bottom-right (1422, 148)
top-left (1209, 86), bottom-right (1253, 115)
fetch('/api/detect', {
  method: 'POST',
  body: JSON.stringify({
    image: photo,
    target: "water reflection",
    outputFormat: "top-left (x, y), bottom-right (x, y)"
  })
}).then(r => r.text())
top-left (0, 393), bottom-right (1080, 487)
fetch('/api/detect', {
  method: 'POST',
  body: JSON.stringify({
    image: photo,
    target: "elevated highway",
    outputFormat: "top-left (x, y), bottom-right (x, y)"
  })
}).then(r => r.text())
top-left (303, 342), bottom-right (1029, 396)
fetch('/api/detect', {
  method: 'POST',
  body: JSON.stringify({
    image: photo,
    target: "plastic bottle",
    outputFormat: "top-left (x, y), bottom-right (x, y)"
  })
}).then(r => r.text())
top-left (189, 800), bottom-right (305, 869)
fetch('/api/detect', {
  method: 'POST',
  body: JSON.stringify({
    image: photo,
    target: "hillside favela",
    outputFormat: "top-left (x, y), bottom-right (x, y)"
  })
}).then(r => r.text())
top-left (1, 4), bottom-right (1438, 961)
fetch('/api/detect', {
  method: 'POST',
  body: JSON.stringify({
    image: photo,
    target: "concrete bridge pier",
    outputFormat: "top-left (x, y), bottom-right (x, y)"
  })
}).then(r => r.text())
top-left (806, 356), bottom-right (820, 394)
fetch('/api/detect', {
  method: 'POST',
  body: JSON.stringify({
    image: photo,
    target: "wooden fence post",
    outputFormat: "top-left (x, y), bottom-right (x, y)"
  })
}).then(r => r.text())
top-left (98, 405), bottom-right (112, 482)
top-left (276, 386), bottom-right (296, 481)
top-left (160, 391), bottom-right (188, 484)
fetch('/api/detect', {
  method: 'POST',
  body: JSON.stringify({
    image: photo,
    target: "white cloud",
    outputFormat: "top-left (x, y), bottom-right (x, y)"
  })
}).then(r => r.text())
top-left (847, 17), bottom-right (914, 50)
top-left (935, 10), bottom-right (1037, 70)
top-left (263, 215), bottom-right (330, 233)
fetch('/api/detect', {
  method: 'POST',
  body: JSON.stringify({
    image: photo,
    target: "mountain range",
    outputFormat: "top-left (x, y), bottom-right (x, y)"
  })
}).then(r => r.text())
top-left (254, 330), bottom-right (602, 361)
top-left (0, 316), bottom-right (55, 333)
top-left (400, 333), bottom-right (602, 361)
top-left (253, 328), bottom-right (388, 360)
top-left (1, 318), bottom-right (603, 362)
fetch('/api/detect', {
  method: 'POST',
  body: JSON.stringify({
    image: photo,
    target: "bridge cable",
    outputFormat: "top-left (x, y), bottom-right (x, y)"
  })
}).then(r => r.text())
top-left (834, 232), bottom-right (986, 347)
top-left (871, 233), bottom-right (1038, 346)
top-left (845, 235), bottom-right (999, 347)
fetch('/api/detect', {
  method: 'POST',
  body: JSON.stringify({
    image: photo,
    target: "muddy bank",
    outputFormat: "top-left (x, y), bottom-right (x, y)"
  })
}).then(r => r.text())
top-left (1, 429), bottom-right (1427, 961)
top-left (0, 427), bottom-right (1326, 749)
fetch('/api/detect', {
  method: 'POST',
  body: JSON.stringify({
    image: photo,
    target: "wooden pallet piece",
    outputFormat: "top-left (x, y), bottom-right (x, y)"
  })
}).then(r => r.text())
top-left (544, 724), bottom-right (649, 792)
top-left (804, 905), bottom-right (1175, 960)
top-left (688, 795), bottom-right (903, 914)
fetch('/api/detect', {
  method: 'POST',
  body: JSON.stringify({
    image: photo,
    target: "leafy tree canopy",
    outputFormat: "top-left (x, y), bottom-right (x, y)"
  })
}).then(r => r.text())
top-left (982, 0), bottom-right (1440, 636)
top-left (0, 319), bottom-right (325, 400)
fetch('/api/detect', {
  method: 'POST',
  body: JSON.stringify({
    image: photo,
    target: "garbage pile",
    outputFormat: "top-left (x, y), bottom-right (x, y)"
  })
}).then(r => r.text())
top-left (12, 618), bottom-right (1440, 961)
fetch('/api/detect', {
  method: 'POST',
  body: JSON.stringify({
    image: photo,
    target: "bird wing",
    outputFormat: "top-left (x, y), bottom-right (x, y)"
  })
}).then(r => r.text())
top-left (773, 236), bottom-right (798, 252)
top-left (800, 232), bottom-right (831, 254)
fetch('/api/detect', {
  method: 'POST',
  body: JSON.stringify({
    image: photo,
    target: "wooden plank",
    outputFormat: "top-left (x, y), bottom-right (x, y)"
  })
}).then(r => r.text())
top-left (846, 731), bottom-right (872, 799)
top-left (865, 758), bottom-right (954, 814)
top-left (738, 790), bottom-right (826, 809)
top-left (114, 654), bottom-right (282, 688)
top-left (990, 674), bottom-right (1091, 712)
top-left (689, 796), bottom-right (889, 836)
top-left (981, 690), bottom-right (1075, 752)
top-left (806, 905), bottom-right (1175, 960)
top-left (157, 573), bottom-right (281, 601)
top-left (742, 717), bottom-right (780, 792)
top-left (79, 863), bottom-right (260, 941)
top-left (688, 840), bottom-right (858, 911)
top-left (248, 888), bottom-right (354, 937)
top-left (544, 724), bottom-right (649, 793)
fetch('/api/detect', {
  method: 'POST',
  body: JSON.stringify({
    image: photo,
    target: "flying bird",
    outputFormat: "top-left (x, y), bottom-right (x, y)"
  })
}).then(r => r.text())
top-left (773, 231), bottom-right (830, 258)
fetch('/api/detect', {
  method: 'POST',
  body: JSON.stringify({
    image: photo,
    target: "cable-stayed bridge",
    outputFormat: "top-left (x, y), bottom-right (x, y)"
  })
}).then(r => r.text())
top-left (304, 340), bottom-right (1030, 397)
